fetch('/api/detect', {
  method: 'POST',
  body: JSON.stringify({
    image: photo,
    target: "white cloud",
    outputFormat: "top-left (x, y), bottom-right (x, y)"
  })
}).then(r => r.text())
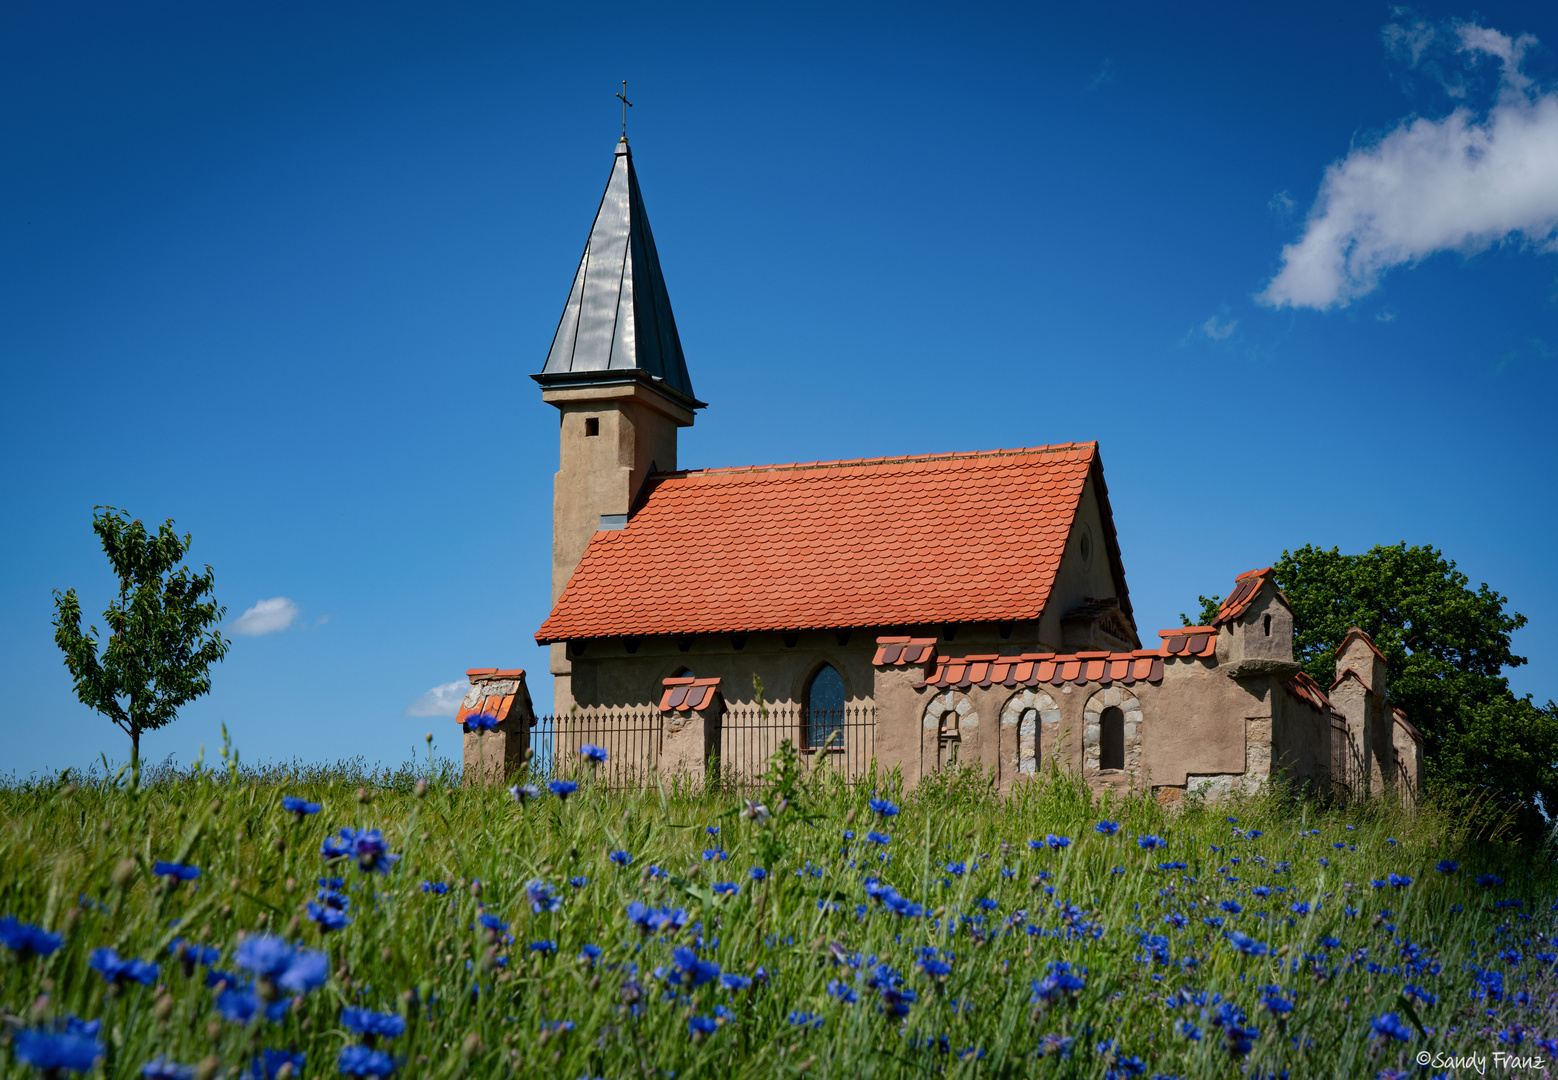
top-left (231, 597), bottom-right (299, 636)
top-left (1260, 19), bottom-right (1558, 310)
top-left (405, 680), bottom-right (468, 718)
top-left (1200, 315), bottom-right (1238, 340)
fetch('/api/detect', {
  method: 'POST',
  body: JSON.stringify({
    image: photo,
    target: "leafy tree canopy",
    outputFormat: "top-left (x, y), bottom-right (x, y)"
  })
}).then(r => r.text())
top-left (1186, 543), bottom-right (1555, 835)
top-left (53, 507), bottom-right (230, 771)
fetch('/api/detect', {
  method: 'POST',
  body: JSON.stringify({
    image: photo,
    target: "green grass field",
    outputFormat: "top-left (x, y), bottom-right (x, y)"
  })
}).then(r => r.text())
top-left (0, 739), bottom-right (1553, 1079)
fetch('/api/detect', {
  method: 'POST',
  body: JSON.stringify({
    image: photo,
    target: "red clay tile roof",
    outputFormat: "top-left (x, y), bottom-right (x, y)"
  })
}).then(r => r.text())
top-left (537, 443), bottom-right (1131, 642)
top-left (454, 669), bottom-right (527, 727)
top-left (1283, 672), bottom-right (1333, 714)
top-left (872, 636), bottom-right (938, 666)
top-left (1158, 627), bottom-right (1218, 658)
top-left (659, 676), bottom-right (721, 711)
top-left (1213, 568), bottom-right (1278, 626)
top-left (919, 649), bottom-right (1165, 690)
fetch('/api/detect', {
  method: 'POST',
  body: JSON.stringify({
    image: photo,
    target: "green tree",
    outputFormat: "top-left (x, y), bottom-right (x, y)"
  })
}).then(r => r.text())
top-left (1187, 543), bottom-right (1555, 834)
top-left (52, 507), bottom-right (231, 772)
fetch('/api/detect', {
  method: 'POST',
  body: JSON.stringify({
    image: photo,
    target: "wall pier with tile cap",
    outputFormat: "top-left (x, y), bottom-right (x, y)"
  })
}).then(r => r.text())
top-left (658, 676), bottom-right (723, 782)
top-left (457, 668), bottom-right (536, 786)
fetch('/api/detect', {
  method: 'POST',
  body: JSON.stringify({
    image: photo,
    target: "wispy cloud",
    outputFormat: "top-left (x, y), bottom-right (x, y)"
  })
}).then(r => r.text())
top-left (231, 597), bottom-right (299, 636)
top-left (1199, 314), bottom-right (1238, 340)
top-left (1088, 57), bottom-right (1114, 90)
top-left (405, 680), bottom-right (468, 718)
top-left (1260, 17), bottom-right (1558, 310)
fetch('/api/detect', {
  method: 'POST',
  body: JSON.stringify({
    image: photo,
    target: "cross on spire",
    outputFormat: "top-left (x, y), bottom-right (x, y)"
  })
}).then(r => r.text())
top-left (616, 80), bottom-right (633, 138)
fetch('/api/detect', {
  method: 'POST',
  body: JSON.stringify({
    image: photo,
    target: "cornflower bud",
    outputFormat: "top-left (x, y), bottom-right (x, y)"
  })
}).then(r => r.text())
top-left (195, 1055), bottom-right (219, 1080)
top-left (111, 858), bottom-right (137, 889)
top-left (284, 877), bottom-right (297, 893)
top-left (356, 787), bottom-right (372, 804)
top-left (154, 994), bottom-right (175, 1022)
top-left (414, 779), bottom-right (428, 799)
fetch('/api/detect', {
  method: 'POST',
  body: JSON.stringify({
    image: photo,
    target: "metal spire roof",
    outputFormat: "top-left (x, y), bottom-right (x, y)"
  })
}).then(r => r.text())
top-left (535, 138), bottom-right (702, 408)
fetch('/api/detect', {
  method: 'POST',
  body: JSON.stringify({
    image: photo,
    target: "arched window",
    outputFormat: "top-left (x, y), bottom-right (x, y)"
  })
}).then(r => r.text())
top-left (1100, 706), bottom-right (1125, 770)
top-left (804, 665), bottom-right (846, 750)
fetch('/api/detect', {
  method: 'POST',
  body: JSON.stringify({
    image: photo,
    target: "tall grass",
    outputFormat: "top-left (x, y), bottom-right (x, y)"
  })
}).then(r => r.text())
top-left (0, 741), bottom-right (1552, 1079)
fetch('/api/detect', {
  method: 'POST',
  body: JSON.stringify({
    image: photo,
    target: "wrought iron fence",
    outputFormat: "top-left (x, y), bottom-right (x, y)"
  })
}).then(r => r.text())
top-left (526, 708), bottom-right (662, 788)
top-left (518, 704), bottom-right (876, 788)
top-left (717, 704), bottom-right (876, 784)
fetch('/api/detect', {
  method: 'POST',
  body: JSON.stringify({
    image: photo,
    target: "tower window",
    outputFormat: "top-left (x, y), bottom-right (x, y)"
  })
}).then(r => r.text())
top-left (584, 417), bottom-right (599, 437)
top-left (804, 664), bottom-right (846, 751)
top-left (1263, 614), bottom-right (1272, 637)
top-left (1100, 706), bottom-right (1124, 770)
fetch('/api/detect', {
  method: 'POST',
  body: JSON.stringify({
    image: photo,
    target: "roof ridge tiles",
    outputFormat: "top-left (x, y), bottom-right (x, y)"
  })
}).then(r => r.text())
top-left (655, 441), bottom-right (1098, 479)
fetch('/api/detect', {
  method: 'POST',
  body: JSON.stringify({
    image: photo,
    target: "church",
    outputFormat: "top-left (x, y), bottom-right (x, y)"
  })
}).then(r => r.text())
top-left (457, 135), bottom-right (1425, 806)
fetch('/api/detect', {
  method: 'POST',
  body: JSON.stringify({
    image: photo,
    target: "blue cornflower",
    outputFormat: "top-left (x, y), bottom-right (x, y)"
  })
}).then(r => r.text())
top-left (864, 830), bottom-right (891, 845)
top-left (712, 882), bottom-right (739, 897)
top-left (478, 913), bottom-right (509, 934)
top-left (1388, 873), bottom-right (1412, 888)
top-left (323, 828), bottom-right (400, 874)
top-left (1226, 931), bottom-right (1269, 956)
top-left (306, 901), bottom-right (351, 933)
top-left (337, 1045), bottom-right (397, 1076)
top-left (0, 916), bottom-right (63, 958)
top-left (1318, 935), bottom-right (1340, 949)
top-left (706, 825), bottom-right (720, 836)
top-left (141, 1056), bottom-right (196, 1080)
top-left (526, 879), bottom-right (563, 914)
top-left (508, 783), bottom-right (540, 804)
top-left (235, 936), bottom-right (327, 994)
top-left (580, 743), bottom-right (608, 763)
top-left (282, 795), bottom-right (321, 818)
top-left (608, 849), bottom-right (632, 866)
top-left (1436, 859), bottom-right (1460, 874)
top-left (720, 973), bottom-right (752, 991)
top-left (251, 1050), bottom-right (306, 1080)
top-left (569, 876), bottom-right (588, 888)
top-left (976, 897), bottom-right (999, 911)
top-left (1095, 821), bottom-right (1121, 835)
top-left (749, 867), bottom-right (768, 881)
top-left (1177, 1020), bottom-right (1202, 1041)
top-left (827, 979), bottom-right (858, 1003)
top-left (152, 861), bottom-right (201, 883)
top-left (461, 712), bottom-right (498, 734)
top-left (420, 881), bottom-right (448, 895)
top-left (1290, 901), bottom-right (1311, 916)
top-left (1370, 1012), bottom-right (1413, 1042)
top-left (920, 958), bottom-right (953, 978)
top-left (529, 940), bottom-right (557, 954)
top-left (89, 947), bottom-right (158, 986)
top-left (169, 938), bottom-right (221, 969)
top-left (686, 1015), bottom-right (719, 1037)
top-left (1477, 873), bottom-right (1505, 887)
top-left (944, 861), bottom-right (967, 876)
top-left (1046, 834), bottom-right (1071, 850)
top-left (1137, 835), bottom-right (1167, 850)
top-left (341, 1008), bottom-right (405, 1040)
top-left (1260, 987), bottom-right (1293, 1015)
top-left (1219, 900), bottom-right (1242, 914)
top-left (670, 945), bottom-right (720, 987)
top-left (702, 848), bottom-right (728, 862)
top-left (868, 797), bottom-right (900, 818)
top-left (14, 1019), bottom-right (104, 1074)
top-left (547, 780), bottom-right (578, 800)
top-left (578, 944), bottom-right (602, 963)
top-left (787, 1010), bottom-right (824, 1029)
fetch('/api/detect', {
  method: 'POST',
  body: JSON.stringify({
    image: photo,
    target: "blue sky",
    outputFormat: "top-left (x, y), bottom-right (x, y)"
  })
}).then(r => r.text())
top-left (4, 1), bottom-right (1555, 778)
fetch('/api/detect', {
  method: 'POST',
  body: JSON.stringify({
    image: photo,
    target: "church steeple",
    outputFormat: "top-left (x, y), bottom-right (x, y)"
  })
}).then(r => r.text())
top-left (534, 137), bottom-right (702, 409)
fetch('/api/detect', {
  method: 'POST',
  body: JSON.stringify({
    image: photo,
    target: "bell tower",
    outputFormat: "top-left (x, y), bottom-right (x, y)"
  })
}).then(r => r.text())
top-left (534, 136), bottom-right (704, 704)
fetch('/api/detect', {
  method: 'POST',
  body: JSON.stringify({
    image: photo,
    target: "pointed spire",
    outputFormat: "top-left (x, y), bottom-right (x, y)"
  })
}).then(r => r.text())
top-left (535, 138), bottom-right (702, 408)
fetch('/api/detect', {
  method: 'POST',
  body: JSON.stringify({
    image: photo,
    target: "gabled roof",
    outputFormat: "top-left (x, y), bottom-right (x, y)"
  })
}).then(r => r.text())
top-left (535, 138), bottom-right (700, 408)
top-left (453, 668), bottom-right (529, 727)
top-left (659, 676), bottom-right (721, 712)
top-left (917, 650), bottom-right (1165, 691)
top-left (1213, 567), bottom-right (1289, 626)
top-left (1283, 671), bottom-right (1333, 714)
top-left (536, 442), bottom-right (1131, 642)
top-left (1335, 626), bottom-right (1387, 663)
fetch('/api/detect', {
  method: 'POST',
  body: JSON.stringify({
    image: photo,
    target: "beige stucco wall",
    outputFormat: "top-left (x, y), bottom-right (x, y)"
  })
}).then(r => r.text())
top-left (1035, 474), bottom-right (1130, 649)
